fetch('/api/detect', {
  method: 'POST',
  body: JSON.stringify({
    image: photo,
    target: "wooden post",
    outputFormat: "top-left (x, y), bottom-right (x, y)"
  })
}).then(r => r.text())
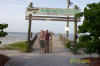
top-left (73, 5), bottom-right (78, 54)
top-left (66, 0), bottom-right (69, 38)
top-left (27, 2), bottom-right (33, 52)
top-left (50, 37), bottom-right (52, 53)
top-left (73, 17), bottom-right (77, 54)
top-left (27, 14), bottom-right (32, 52)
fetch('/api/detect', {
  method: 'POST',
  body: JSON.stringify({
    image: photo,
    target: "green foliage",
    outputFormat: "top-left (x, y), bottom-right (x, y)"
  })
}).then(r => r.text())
top-left (76, 2), bottom-right (100, 54)
top-left (0, 24), bottom-right (8, 38)
top-left (65, 42), bottom-right (73, 51)
top-left (0, 41), bottom-right (28, 52)
top-left (0, 24), bottom-right (8, 30)
top-left (0, 32), bottom-right (8, 37)
top-left (77, 41), bottom-right (84, 50)
top-left (66, 42), bottom-right (70, 48)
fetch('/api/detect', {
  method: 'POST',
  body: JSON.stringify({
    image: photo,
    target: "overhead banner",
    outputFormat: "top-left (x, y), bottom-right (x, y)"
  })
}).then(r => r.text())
top-left (26, 7), bottom-right (81, 16)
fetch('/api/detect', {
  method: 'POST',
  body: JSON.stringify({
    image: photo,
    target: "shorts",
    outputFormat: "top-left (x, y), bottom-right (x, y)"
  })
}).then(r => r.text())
top-left (40, 40), bottom-right (45, 48)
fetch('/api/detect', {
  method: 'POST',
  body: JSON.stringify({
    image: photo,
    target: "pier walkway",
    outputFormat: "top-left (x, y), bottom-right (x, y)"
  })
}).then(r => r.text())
top-left (33, 35), bottom-right (70, 54)
top-left (52, 35), bottom-right (67, 54)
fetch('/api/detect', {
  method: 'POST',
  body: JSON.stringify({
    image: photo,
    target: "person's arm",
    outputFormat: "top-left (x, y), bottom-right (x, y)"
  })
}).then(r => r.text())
top-left (38, 33), bottom-right (40, 44)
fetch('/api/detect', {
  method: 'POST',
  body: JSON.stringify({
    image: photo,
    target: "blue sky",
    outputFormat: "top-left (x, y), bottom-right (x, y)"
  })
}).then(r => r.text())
top-left (0, 0), bottom-right (99, 34)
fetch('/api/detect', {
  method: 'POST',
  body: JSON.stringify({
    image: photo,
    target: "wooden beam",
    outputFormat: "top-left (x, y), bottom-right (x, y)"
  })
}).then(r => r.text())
top-left (25, 17), bottom-right (80, 22)
top-left (25, 16), bottom-right (81, 22)
top-left (26, 16), bottom-right (77, 19)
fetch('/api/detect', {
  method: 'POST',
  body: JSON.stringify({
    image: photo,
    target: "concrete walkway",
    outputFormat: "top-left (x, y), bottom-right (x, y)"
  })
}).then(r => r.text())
top-left (0, 50), bottom-right (88, 66)
top-left (0, 35), bottom-right (89, 66)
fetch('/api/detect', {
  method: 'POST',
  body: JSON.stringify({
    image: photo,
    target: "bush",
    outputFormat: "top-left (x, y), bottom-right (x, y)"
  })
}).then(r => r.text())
top-left (65, 42), bottom-right (73, 51)
top-left (76, 2), bottom-right (100, 55)
top-left (65, 42), bottom-right (70, 48)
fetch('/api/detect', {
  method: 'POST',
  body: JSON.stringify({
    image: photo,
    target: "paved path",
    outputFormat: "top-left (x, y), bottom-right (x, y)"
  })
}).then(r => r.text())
top-left (0, 50), bottom-right (88, 66)
top-left (0, 35), bottom-right (89, 66)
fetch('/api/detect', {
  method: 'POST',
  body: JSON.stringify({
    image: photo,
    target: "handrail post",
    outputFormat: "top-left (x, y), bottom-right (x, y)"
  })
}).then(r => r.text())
top-left (50, 36), bottom-right (52, 53)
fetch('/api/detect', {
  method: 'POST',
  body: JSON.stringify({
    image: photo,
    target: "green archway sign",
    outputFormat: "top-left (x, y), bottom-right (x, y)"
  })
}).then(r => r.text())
top-left (26, 7), bottom-right (81, 16)
top-left (25, 2), bottom-right (81, 53)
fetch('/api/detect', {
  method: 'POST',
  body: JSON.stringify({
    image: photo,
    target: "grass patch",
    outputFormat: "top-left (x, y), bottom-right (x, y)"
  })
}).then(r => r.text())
top-left (0, 41), bottom-right (27, 52)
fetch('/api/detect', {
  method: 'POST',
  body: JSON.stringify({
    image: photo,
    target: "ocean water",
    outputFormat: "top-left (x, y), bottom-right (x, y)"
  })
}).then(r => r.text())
top-left (0, 32), bottom-right (27, 44)
top-left (0, 32), bottom-right (74, 44)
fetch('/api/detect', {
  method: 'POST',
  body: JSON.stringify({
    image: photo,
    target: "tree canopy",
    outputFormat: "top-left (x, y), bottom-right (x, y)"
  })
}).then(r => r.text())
top-left (76, 2), bottom-right (100, 54)
top-left (0, 24), bottom-right (8, 38)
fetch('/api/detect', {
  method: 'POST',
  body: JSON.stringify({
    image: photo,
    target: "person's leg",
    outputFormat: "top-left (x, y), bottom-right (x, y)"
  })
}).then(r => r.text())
top-left (44, 47), bottom-right (46, 53)
top-left (41, 48), bottom-right (43, 54)
top-left (42, 40), bottom-right (45, 54)
top-left (43, 48), bottom-right (45, 53)
top-left (45, 41), bottom-right (48, 53)
top-left (40, 40), bottom-right (43, 54)
top-left (47, 41), bottom-right (49, 53)
top-left (40, 48), bottom-right (42, 54)
top-left (44, 41), bottom-right (46, 53)
top-left (41, 40), bottom-right (45, 54)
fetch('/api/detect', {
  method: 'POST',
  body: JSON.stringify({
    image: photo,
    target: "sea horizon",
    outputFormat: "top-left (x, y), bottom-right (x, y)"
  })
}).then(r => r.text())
top-left (0, 32), bottom-right (74, 44)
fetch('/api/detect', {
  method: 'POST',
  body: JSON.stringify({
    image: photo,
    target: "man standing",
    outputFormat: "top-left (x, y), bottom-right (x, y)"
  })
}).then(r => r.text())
top-left (44, 30), bottom-right (51, 53)
top-left (39, 30), bottom-right (45, 54)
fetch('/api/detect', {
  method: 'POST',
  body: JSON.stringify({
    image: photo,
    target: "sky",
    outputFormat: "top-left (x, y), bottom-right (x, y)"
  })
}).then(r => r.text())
top-left (0, 0), bottom-right (99, 34)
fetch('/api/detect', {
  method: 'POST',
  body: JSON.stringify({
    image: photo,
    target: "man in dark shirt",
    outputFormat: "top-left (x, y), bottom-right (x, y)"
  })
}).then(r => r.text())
top-left (44, 30), bottom-right (51, 53)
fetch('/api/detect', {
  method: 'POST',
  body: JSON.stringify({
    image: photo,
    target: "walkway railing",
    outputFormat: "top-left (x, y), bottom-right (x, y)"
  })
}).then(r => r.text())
top-left (59, 33), bottom-right (69, 44)
top-left (30, 33), bottom-right (38, 46)
top-left (49, 33), bottom-right (54, 53)
top-left (26, 33), bottom-right (38, 52)
top-left (59, 33), bottom-right (76, 52)
top-left (50, 36), bottom-right (52, 53)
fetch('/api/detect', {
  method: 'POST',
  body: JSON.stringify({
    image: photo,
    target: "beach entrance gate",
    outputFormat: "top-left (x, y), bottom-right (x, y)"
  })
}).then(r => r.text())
top-left (25, 2), bottom-right (81, 53)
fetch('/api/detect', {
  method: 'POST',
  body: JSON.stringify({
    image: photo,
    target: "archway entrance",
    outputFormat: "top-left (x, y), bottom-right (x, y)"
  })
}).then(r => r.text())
top-left (25, 2), bottom-right (81, 53)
